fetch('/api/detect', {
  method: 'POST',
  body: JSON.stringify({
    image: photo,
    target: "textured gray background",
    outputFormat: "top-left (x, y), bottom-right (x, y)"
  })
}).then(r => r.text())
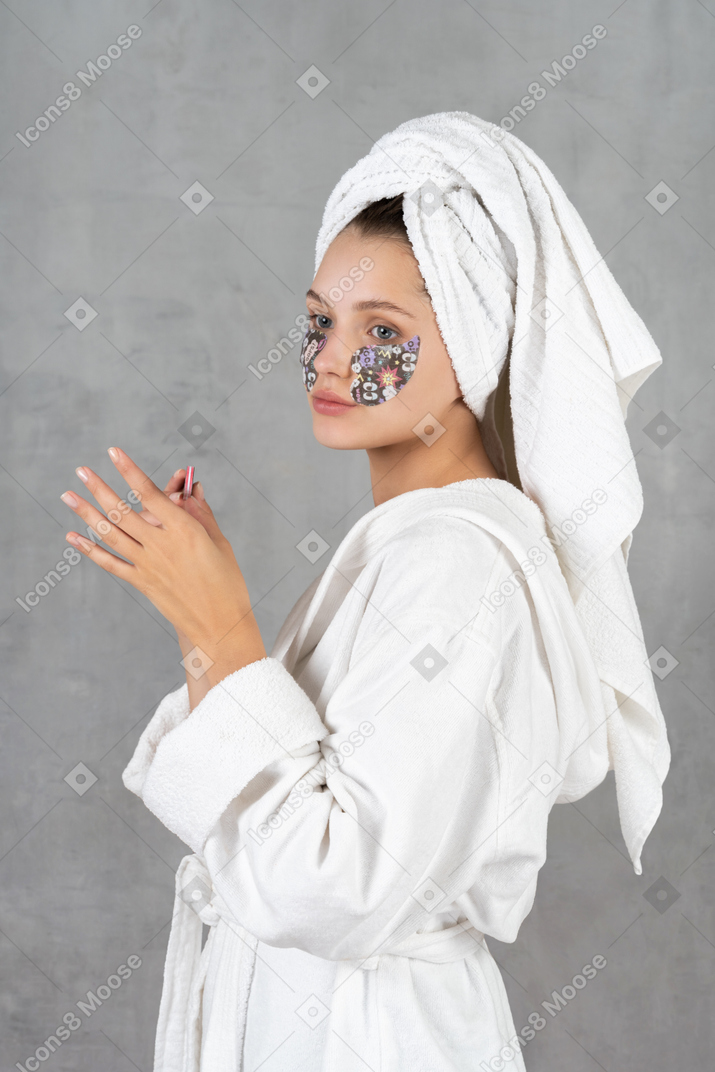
top-left (0, 1), bottom-right (712, 1069)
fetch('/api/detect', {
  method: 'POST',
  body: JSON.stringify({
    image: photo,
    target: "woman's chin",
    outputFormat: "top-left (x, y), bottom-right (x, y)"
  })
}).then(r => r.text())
top-left (312, 421), bottom-right (364, 450)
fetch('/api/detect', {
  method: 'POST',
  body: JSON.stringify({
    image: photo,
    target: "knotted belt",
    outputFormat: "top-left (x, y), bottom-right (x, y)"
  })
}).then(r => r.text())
top-left (153, 854), bottom-right (488, 1071)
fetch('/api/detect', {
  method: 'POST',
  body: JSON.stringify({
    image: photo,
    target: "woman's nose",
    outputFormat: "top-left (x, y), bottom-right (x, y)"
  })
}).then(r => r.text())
top-left (312, 332), bottom-right (354, 376)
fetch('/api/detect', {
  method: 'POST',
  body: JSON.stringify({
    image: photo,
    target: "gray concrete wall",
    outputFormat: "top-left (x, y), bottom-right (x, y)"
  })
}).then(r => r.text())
top-left (0, 2), bottom-right (711, 1069)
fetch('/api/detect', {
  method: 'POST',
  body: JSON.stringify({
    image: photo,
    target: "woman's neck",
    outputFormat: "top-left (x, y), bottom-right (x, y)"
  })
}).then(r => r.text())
top-left (367, 400), bottom-right (500, 507)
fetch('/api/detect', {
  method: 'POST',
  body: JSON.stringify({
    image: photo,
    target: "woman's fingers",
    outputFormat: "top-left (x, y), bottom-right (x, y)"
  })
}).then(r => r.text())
top-left (161, 470), bottom-right (217, 538)
top-left (143, 469), bottom-right (200, 528)
top-left (140, 507), bottom-right (164, 528)
top-left (163, 469), bottom-right (186, 496)
top-left (60, 488), bottom-right (141, 558)
top-left (65, 531), bottom-right (139, 582)
top-left (69, 464), bottom-right (149, 543)
top-left (137, 469), bottom-right (187, 528)
top-left (107, 447), bottom-right (183, 528)
top-left (169, 485), bottom-right (227, 546)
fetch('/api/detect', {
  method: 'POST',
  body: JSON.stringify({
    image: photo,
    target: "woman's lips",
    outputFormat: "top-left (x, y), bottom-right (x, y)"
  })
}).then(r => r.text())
top-left (311, 391), bottom-right (357, 416)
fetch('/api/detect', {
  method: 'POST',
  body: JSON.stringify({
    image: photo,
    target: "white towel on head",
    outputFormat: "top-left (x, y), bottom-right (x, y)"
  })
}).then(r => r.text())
top-left (315, 111), bottom-right (670, 875)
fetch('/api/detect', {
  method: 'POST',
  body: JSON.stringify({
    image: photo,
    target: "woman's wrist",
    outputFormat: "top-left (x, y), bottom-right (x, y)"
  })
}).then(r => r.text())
top-left (193, 625), bottom-right (267, 690)
top-left (173, 613), bottom-right (265, 688)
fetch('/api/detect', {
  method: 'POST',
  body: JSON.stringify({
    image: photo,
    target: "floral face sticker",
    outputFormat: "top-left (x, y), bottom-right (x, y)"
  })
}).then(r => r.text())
top-left (350, 335), bottom-right (420, 405)
top-left (300, 328), bottom-right (328, 392)
top-left (300, 327), bottom-right (421, 405)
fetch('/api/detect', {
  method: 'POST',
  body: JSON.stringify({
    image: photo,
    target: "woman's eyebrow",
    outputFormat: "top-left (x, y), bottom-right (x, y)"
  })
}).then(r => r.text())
top-left (352, 298), bottom-right (416, 319)
top-left (306, 290), bottom-right (417, 319)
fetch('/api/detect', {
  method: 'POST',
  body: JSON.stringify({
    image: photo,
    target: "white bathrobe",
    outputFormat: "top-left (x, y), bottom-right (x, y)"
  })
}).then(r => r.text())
top-left (122, 477), bottom-right (619, 1072)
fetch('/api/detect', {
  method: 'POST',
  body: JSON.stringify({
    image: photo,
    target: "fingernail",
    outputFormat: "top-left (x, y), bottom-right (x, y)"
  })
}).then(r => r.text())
top-left (169, 492), bottom-right (181, 502)
top-left (75, 467), bottom-right (89, 483)
top-left (173, 469), bottom-right (185, 478)
top-left (61, 491), bottom-right (79, 507)
top-left (194, 481), bottom-right (205, 500)
top-left (107, 448), bottom-right (120, 462)
top-left (68, 533), bottom-right (91, 551)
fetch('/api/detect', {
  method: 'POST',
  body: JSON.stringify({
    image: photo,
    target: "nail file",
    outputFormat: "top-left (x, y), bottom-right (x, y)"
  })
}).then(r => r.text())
top-left (182, 465), bottom-right (195, 500)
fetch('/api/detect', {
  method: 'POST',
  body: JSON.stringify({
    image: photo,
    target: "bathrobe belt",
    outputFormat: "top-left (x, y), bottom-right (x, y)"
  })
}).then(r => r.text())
top-left (153, 853), bottom-right (487, 1072)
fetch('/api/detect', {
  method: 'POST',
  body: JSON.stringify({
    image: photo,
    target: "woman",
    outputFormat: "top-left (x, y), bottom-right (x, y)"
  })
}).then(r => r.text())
top-left (61, 112), bottom-right (670, 1071)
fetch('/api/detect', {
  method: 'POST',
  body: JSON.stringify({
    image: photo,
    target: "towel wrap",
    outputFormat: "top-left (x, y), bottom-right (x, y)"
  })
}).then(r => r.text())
top-left (314, 111), bottom-right (671, 874)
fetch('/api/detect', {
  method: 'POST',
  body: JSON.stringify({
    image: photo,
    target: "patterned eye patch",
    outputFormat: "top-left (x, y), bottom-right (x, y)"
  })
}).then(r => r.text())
top-left (349, 335), bottom-right (420, 405)
top-left (299, 328), bottom-right (421, 406)
top-left (299, 328), bottom-right (328, 392)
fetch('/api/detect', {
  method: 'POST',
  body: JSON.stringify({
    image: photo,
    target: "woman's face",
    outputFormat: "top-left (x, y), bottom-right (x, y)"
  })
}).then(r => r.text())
top-left (304, 227), bottom-right (464, 450)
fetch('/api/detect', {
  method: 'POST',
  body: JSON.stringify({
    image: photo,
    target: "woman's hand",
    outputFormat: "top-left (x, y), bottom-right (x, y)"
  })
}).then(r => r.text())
top-left (151, 469), bottom-right (209, 648)
top-left (61, 448), bottom-right (266, 686)
top-left (141, 468), bottom-right (207, 533)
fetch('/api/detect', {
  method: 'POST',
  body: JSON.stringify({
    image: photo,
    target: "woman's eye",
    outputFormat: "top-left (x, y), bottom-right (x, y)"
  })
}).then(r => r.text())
top-left (370, 324), bottom-right (397, 341)
top-left (312, 313), bottom-right (332, 330)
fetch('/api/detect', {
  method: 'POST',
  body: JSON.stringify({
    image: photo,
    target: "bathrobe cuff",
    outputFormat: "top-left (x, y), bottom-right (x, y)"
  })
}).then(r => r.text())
top-left (122, 657), bottom-right (328, 854)
top-left (122, 680), bottom-right (191, 796)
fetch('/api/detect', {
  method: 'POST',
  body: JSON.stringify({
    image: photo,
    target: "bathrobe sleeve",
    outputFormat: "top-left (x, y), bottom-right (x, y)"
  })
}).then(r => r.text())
top-left (123, 516), bottom-right (563, 956)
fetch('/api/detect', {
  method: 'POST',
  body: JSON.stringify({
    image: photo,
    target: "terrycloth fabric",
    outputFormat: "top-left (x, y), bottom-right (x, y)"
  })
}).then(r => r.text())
top-left (123, 479), bottom-right (654, 1071)
top-left (315, 111), bottom-right (669, 875)
top-left (123, 657), bottom-right (329, 853)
